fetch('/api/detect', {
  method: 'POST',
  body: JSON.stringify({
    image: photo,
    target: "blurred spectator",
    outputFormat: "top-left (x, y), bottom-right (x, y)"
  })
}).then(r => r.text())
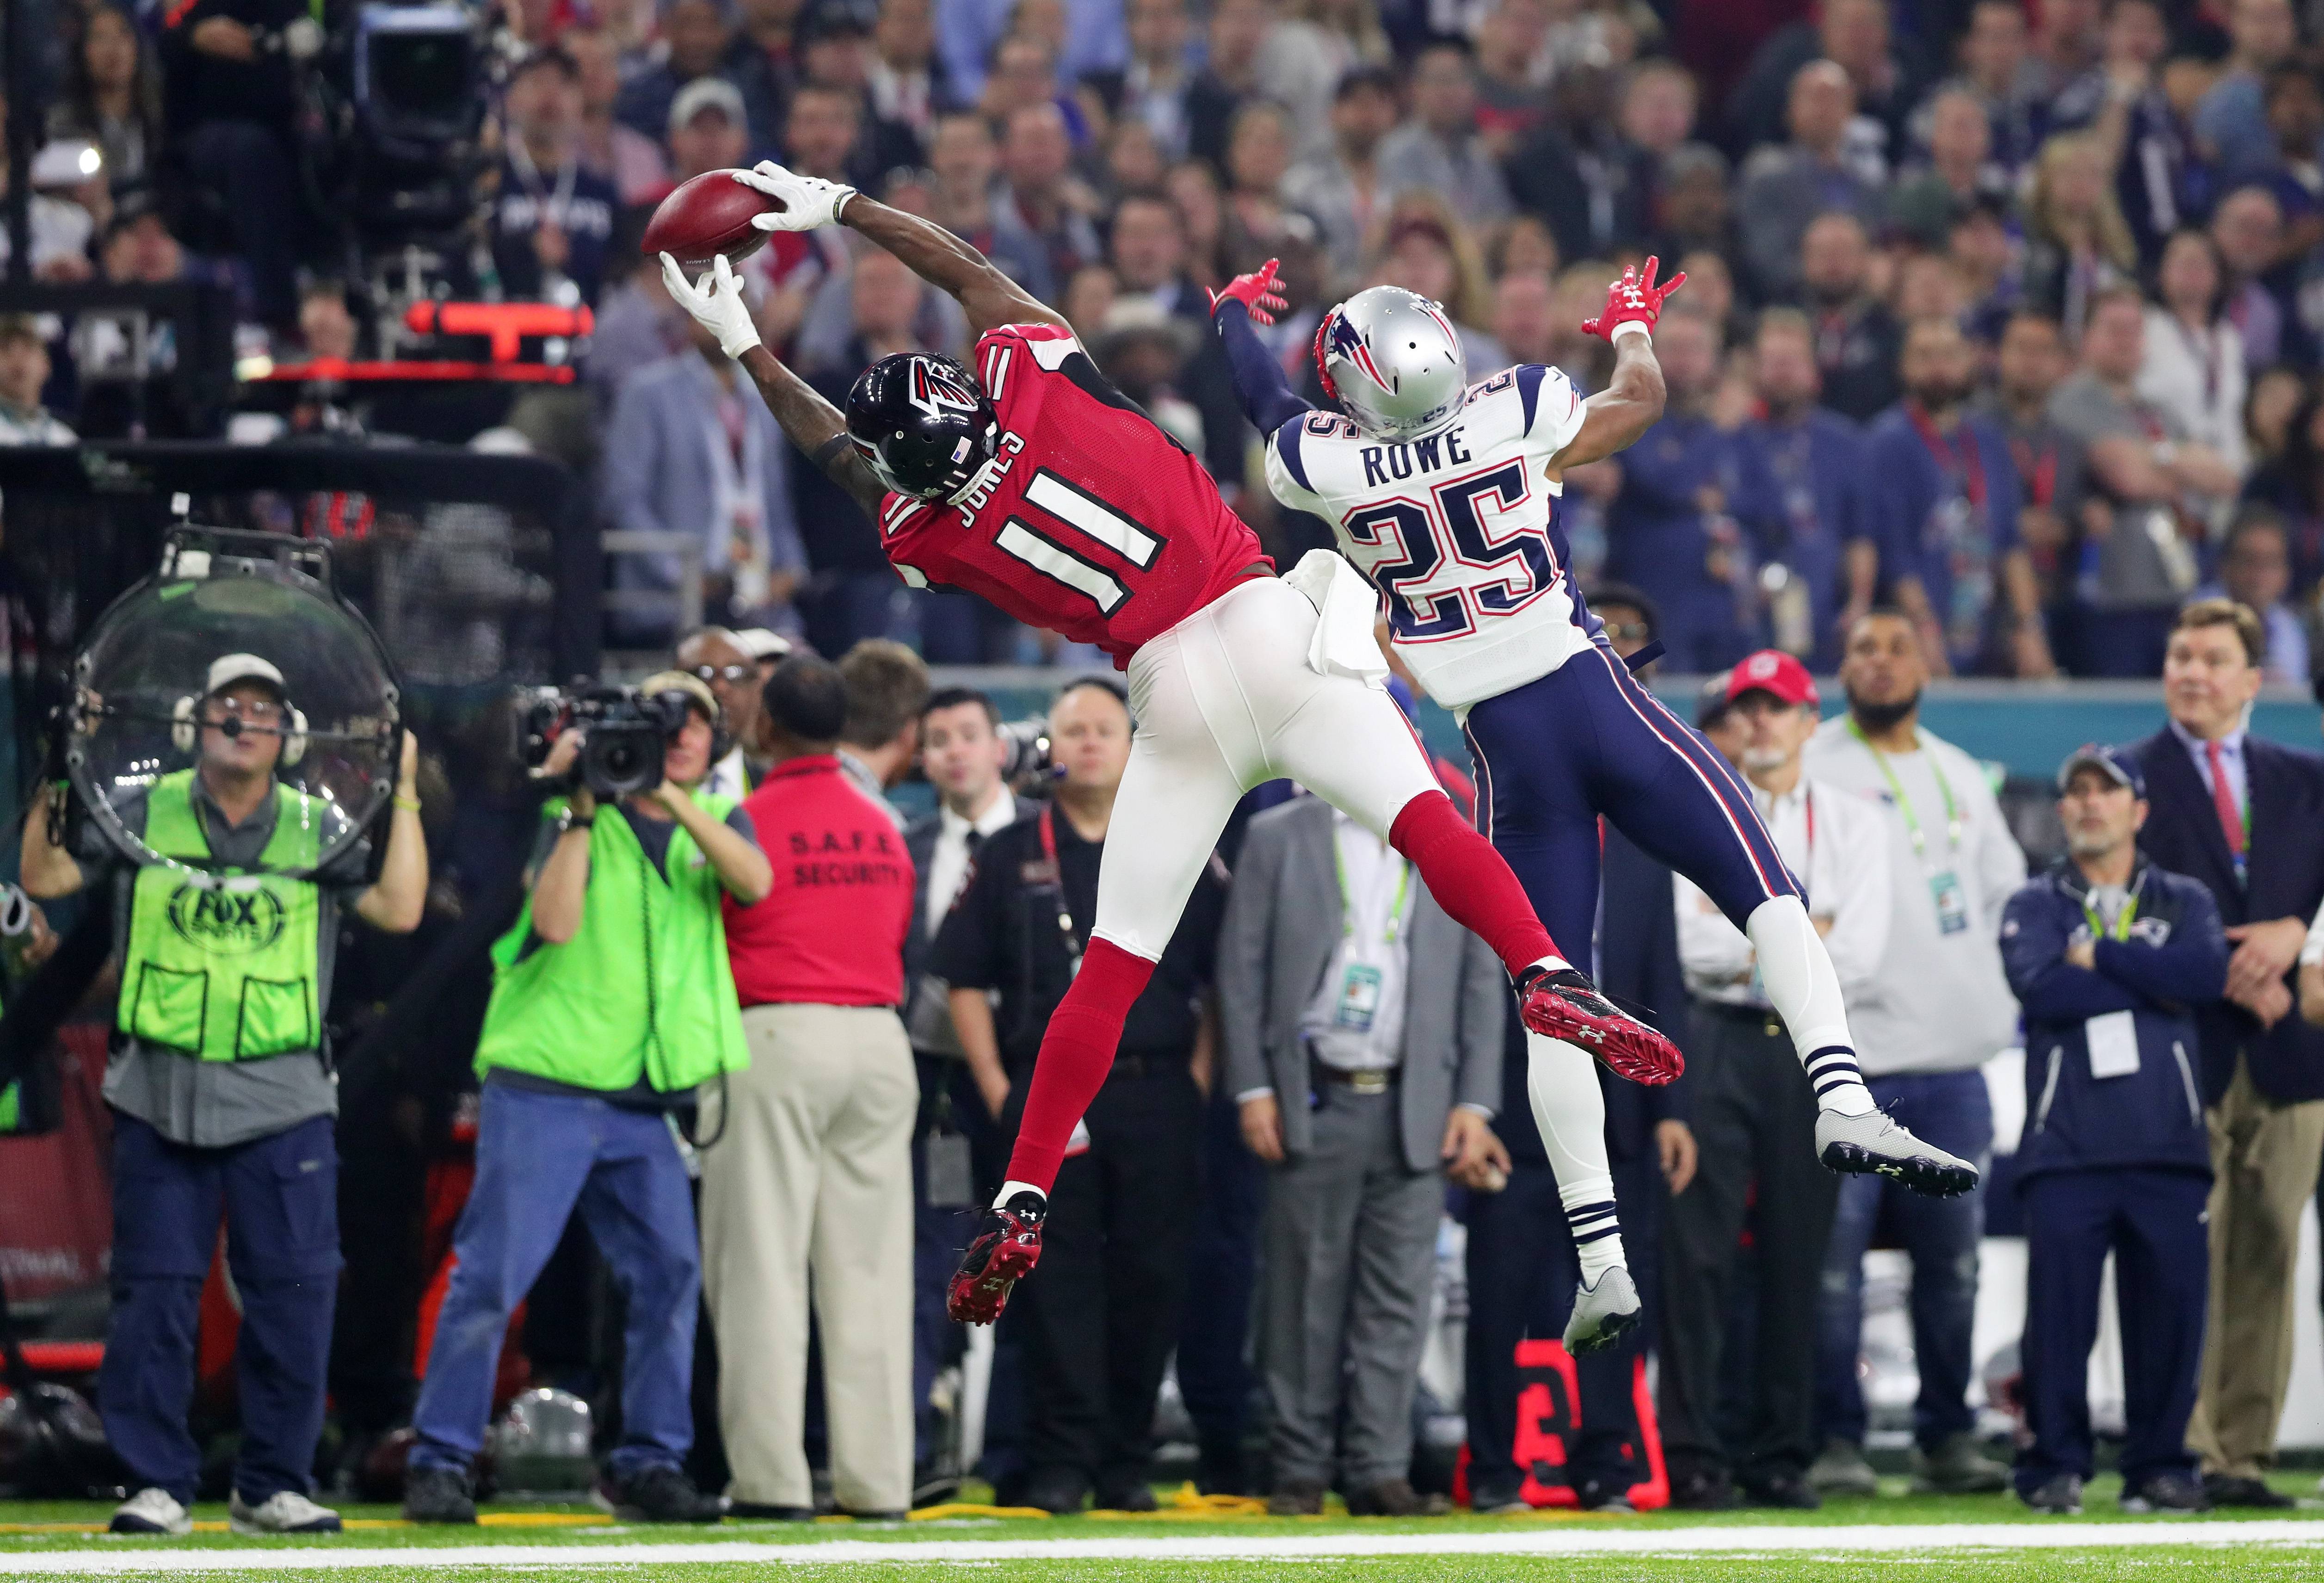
top-left (590, 233), bottom-right (689, 406)
top-left (1106, 191), bottom-right (1248, 485)
top-left (1604, 306), bottom-right (1778, 671)
top-left (1663, 653), bottom-right (1887, 1513)
top-left (2047, 288), bottom-right (2238, 677)
top-left (1802, 612), bottom-right (2025, 1499)
top-left (668, 77), bottom-right (754, 187)
top-left (1936, 0), bottom-right (2043, 177)
top-left (1219, 100), bottom-right (1298, 264)
top-left (705, 655), bottom-right (919, 1521)
top-left (2027, 0), bottom-right (2103, 101)
top-left (2244, 67), bottom-right (2324, 281)
top-left (2246, 381), bottom-right (2324, 594)
top-left (45, 3), bottom-right (159, 193)
top-left (1644, 142), bottom-right (1734, 268)
top-left (493, 48), bottom-right (620, 310)
top-left (794, 0), bottom-right (923, 180)
top-left (2021, 132), bottom-right (2138, 344)
top-left (933, 680), bottom-right (1225, 1514)
top-left (1167, 158), bottom-right (1229, 288)
top-left (1887, 87), bottom-right (2002, 251)
top-left (1985, 312), bottom-right (2098, 663)
top-left (981, 32), bottom-right (1093, 151)
top-left (835, 638), bottom-right (929, 816)
top-left (1284, 64), bottom-right (1399, 288)
top-left (2193, 0), bottom-right (2298, 180)
top-left (997, 103), bottom-right (1104, 302)
top-left (1739, 307), bottom-right (1874, 669)
top-left (1866, 316), bottom-right (2050, 678)
top-left (1260, 0), bottom-right (1387, 168)
top-left (867, 0), bottom-right (942, 138)
top-left (614, 0), bottom-right (734, 141)
top-left (2210, 185), bottom-right (2287, 370)
top-left (1470, 0), bottom-right (1549, 161)
top-left (2243, 364), bottom-right (2305, 469)
top-left (1094, 0), bottom-right (1198, 164)
top-left (2075, 0), bottom-right (2197, 270)
top-left (1729, 0), bottom-right (1927, 167)
top-left (2000, 746), bottom-right (2225, 1517)
top-left (570, 27), bottom-right (673, 204)
top-left (927, 110), bottom-right (1052, 302)
top-left (721, 0), bottom-right (802, 161)
top-left (1378, 42), bottom-right (1514, 228)
top-left (2195, 507), bottom-right (2310, 686)
top-left (0, 316), bottom-right (74, 444)
top-left (2131, 600), bottom-right (2324, 1509)
top-left (1948, 199), bottom-right (2019, 342)
top-left (1800, 211), bottom-right (1900, 424)
top-left (1090, 302), bottom-right (1204, 456)
top-left (602, 316), bottom-right (806, 647)
top-left (1221, 786), bottom-right (1503, 1520)
top-left (1375, 200), bottom-right (1500, 363)
top-left (2139, 231), bottom-right (2251, 488)
top-left (677, 626), bottom-right (773, 797)
top-left (0, 106), bottom-right (92, 281)
top-left (1186, 0), bottom-right (1272, 173)
top-left (939, 0), bottom-right (1126, 108)
top-left (1737, 61), bottom-right (1883, 303)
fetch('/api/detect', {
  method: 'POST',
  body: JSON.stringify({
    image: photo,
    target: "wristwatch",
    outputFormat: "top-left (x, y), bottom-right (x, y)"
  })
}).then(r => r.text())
top-left (558, 805), bottom-right (594, 835)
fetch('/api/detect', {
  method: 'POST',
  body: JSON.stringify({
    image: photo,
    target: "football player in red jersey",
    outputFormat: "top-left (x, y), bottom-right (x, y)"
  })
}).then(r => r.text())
top-left (660, 161), bottom-right (1682, 1331)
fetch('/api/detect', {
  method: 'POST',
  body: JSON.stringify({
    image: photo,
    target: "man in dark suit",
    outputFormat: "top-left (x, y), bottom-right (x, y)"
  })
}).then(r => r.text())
top-left (1465, 585), bottom-right (1697, 1514)
top-left (2130, 598), bottom-right (2324, 1509)
top-left (901, 687), bottom-right (1040, 1486)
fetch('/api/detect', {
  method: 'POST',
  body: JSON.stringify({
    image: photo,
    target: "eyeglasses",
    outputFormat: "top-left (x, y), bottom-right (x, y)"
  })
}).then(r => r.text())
top-left (1603, 620), bottom-right (1652, 642)
top-left (690, 664), bottom-right (755, 684)
top-left (211, 698), bottom-right (284, 723)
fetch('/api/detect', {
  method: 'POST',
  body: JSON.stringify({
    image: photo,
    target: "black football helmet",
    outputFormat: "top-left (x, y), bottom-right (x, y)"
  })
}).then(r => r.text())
top-left (844, 353), bottom-right (1000, 501)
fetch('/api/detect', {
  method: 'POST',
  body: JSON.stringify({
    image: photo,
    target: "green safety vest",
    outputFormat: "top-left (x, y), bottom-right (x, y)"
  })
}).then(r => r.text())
top-left (474, 792), bottom-right (749, 1094)
top-left (119, 771), bottom-right (325, 1061)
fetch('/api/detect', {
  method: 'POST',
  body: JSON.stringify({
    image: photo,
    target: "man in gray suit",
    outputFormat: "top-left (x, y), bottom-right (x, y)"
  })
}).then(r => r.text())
top-left (1221, 792), bottom-right (1508, 1518)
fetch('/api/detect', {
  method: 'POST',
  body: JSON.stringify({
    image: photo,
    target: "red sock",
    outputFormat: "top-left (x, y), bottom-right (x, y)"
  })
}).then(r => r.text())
top-left (1388, 791), bottom-right (1560, 977)
top-left (1001, 937), bottom-right (1157, 1192)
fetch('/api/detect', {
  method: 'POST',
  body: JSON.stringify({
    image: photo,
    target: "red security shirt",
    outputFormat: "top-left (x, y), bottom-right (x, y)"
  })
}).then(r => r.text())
top-left (726, 755), bottom-right (914, 1008)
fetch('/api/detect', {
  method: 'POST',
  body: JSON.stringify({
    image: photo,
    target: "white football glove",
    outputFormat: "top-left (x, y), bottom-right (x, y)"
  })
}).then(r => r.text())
top-left (659, 251), bottom-right (761, 360)
top-left (734, 161), bottom-right (857, 233)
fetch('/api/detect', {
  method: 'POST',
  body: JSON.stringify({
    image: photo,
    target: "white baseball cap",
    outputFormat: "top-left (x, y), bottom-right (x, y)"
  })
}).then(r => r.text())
top-left (205, 653), bottom-right (287, 698)
top-left (730, 628), bottom-right (793, 662)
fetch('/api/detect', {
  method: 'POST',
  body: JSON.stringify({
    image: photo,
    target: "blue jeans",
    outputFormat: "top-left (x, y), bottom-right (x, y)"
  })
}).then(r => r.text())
top-left (102, 1113), bottom-right (340, 1507)
top-left (1815, 1070), bottom-right (1994, 1450)
top-left (410, 1082), bottom-right (700, 1478)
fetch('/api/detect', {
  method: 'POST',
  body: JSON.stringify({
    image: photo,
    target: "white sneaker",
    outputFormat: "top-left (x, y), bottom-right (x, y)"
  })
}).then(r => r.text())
top-left (228, 1489), bottom-right (342, 1534)
top-left (1564, 1266), bottom-right (1641, 1355)
top-left (111, 1487), bottom-right (192, 1536)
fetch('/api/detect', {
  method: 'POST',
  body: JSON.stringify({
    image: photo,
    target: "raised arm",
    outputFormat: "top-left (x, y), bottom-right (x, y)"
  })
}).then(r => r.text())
top-left (733, 164), bottom-right (1063, 339)
top-left (1546, 258), bottom-right (1684, 477)
top-left (661, 253), bottom-right (890, 519)
top-left (1207, 260), bottom-right (1314, 434)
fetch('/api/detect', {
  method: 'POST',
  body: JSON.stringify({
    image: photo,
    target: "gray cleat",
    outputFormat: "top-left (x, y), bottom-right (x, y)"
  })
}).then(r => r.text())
top-left (1816, 1109), bottom-right (1979, 1197)
top-left (1564, 1266), bottom-right (1641, 1355)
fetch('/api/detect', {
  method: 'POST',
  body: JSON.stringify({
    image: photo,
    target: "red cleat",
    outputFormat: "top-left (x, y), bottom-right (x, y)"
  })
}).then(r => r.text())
top-left (1518, 967), bottom-right (1684, 1086)
top-left (946, 1190), bottom-right (1047, 1324)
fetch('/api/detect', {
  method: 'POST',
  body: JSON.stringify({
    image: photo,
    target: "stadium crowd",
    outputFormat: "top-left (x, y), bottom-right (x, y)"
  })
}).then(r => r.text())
top-left (6, 0), bottom-right (2324, 1537)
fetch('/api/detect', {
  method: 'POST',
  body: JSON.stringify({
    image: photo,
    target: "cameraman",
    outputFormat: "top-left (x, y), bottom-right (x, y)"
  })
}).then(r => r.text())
top-left (403, 673), bottom-right (770, 1526)
top-left (19, 655), bottom-right (426, 1537)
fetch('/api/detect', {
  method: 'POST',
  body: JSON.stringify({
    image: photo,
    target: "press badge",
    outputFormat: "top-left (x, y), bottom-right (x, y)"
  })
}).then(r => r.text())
top-left (1334, 963), bottom-right (1384, 1032)
top-left (2086, 1010), bottom-right (2141, 1079)
top-left (925, 1132), bottom-right (974, 1207)
top-left (1929, 870), bottom-right (1970, 935)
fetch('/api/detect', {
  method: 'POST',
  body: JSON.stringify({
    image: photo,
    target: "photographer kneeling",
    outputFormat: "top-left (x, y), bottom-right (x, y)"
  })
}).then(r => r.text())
top-left (20, 655), bottom-right (426, 1537)
top-left (404, 673), bottom-right (770, 1525)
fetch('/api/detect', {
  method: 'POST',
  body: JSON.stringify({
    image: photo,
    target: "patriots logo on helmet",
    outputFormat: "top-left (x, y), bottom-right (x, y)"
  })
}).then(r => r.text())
top-left (1325, 312), bottom-right (1390, 392)
top-left (907, 358), bottom-right (982, 421)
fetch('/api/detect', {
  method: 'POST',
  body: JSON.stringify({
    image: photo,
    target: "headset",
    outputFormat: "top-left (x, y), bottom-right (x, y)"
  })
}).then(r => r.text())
top-left (171, 695), bottom-right (309, 767)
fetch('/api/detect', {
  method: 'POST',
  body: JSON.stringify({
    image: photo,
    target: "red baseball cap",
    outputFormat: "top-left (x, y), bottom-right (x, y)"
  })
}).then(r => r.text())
top-left (1724, 649), bottom-right (1820, 709)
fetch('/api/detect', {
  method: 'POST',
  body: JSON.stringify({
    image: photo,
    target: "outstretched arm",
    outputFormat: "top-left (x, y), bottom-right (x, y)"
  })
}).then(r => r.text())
top-left (661, 253), bottom-right (888, 518)
top-left (734, 164), bottom-right (1064, 339)
top-left (1208, 260), bottom-right (1313, 434)
top-left (1548, 257), bottom-right (1684, 478)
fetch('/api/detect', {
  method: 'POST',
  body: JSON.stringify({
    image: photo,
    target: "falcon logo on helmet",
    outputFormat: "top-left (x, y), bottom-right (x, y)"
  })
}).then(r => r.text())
top-left (1313, 286), bottom-right (1469, 440)
top-left (846, 352), bottom-right (1001, 502)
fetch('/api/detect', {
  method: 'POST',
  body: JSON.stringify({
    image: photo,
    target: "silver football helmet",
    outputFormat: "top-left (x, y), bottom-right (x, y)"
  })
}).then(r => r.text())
top-left (1314, 286), bottom-right (1469, 439)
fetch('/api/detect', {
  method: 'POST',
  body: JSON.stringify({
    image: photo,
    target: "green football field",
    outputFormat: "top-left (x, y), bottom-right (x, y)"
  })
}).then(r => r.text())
top-left (0, 1475), bottom-right (2320, 1581)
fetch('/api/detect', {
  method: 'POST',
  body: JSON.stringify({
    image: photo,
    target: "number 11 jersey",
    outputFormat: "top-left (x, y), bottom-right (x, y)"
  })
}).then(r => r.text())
top-left (1264, 363), bottom-right (1595, 710)
top-left (878, 322), bottom-right (1270, 664)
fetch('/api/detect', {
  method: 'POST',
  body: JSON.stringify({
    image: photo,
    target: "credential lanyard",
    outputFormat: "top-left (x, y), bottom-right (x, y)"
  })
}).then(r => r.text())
top-left (1848, 717), bottom-right (1961, 861)
top-left (1037, 804), bottom-right (1085, 967)
top-left (1332, 831), bottom-right (1411, 946)
top-left (2080, 878), bottom-right (2143, 944)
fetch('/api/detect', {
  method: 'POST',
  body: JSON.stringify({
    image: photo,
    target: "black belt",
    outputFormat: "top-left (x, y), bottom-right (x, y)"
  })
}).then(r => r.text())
top-left (1695, 998), bottom-right (1787, 1039)
top-left (1107, 1050), bottom-right (1186, 1082)
top-left (1308, 1053), bottom-right (1400, 1094)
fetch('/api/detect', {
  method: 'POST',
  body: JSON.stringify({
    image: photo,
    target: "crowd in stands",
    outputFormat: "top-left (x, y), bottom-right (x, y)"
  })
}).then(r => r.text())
top-left (7, 0), bottom-right (2324, 679)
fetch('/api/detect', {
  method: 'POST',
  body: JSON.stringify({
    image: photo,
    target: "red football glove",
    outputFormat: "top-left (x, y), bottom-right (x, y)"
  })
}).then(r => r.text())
top-left (1580, 255), bottom-right (1686, 342)
top-left (1208, 257), bottom-right (1289, 327)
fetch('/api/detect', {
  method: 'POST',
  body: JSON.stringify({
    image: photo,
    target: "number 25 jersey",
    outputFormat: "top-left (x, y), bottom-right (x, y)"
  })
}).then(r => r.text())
top-left (878, 322), bottom-right (1271, 664)
top-left (1264, 363), bottom-right (1594, 710)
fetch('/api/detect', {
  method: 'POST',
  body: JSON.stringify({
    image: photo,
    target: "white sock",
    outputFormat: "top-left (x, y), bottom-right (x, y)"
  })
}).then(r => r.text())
top-left (1525, 953), bottom-right (1573, 979)
top-left (1524, 1032), bottom-right (1627, 1283)
top-left (1746, 895), bottom-right (1876, 1116)
top-left (994, 1179), bottom-right (1047, 1211)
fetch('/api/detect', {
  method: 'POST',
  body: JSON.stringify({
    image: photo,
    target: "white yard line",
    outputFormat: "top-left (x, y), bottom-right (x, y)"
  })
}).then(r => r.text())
top-left (2, 1522), bottom-right (2324, 1572)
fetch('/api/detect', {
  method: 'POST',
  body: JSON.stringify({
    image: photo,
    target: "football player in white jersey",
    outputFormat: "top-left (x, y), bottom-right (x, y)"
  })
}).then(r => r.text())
top-left (1210, 257), bottom-right (1979, 1354)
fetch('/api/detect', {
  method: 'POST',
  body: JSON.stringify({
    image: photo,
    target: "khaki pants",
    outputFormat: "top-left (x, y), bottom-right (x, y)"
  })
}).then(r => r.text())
top-left (2184, 1054), bottom-right (2324, 1479)
top-left (700, 1002), bottom-right (917, 1512)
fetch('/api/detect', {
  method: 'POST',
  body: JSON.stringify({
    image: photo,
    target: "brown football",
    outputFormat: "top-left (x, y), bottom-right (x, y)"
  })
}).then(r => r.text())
top-left (641, 169), bottom-right (779, 269)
